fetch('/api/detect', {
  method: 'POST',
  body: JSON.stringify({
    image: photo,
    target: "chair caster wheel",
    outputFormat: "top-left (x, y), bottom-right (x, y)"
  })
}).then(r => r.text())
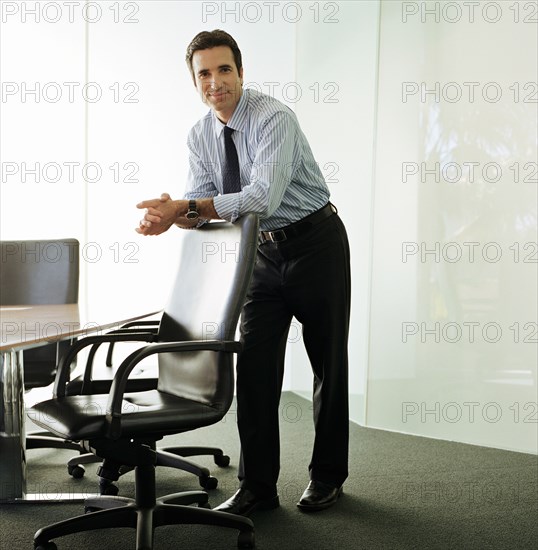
top-left (67, 464), bottom-right (85, 479)
top-left (237, 530), bottom-right (255, 548)
top-left (200, 475), bottom-right (218, 490)
top-left (215, 454), bottom-right (230, 467)
top-left (35, 542), bottom-right (58, 550)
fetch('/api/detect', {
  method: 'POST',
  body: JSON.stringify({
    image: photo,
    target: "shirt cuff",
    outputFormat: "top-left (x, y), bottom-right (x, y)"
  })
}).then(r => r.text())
top-left (213, 194), bottom-right (241, 222)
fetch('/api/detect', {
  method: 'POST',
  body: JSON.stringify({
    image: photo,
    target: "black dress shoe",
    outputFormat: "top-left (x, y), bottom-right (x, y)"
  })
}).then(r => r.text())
top-left (296, 480), bottom-right (343, 512)
top-left (213, 488), bottom-right (280, 517)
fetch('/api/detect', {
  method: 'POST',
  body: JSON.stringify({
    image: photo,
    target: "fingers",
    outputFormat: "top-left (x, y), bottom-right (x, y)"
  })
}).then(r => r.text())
top-left (135, 207), bottom-right (164, 228)
top-left (135, 222), bottom-right (149, 235)
top-left (137, 199), bottom-right (160, 209)
top-left (136, 221), bottom-right (160, 236)
top-left (146, 206), bottom-right (164, 218)
top-left (136, 193), bottom-right (172, 236)
top-left (136, 193), bottom-right (171, 209)
top-left (135, 209), bottom-right (161, 235)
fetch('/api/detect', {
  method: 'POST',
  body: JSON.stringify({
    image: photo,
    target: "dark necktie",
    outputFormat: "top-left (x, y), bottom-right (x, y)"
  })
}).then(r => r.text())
top-left (222, 126), bottom-right (241, 194)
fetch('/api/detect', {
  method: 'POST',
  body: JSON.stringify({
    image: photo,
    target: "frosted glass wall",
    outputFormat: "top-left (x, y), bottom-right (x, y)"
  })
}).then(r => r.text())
top-left (366, 0), bottom-right (537, 453)
top-left (293, 1), bottom-right (380, 424)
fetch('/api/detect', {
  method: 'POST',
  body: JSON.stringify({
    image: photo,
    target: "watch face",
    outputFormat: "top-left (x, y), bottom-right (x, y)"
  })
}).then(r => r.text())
top-left (186, 211), bottom-right (199, 220)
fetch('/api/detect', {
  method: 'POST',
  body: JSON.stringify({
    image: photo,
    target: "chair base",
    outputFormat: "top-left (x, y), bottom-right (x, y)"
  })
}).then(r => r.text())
top-left (34, 463), bottom-right (255, 550)
top-left (35, 500), bottom-right (255, 550)
top-left (66, 445), bottom-right (230, 490)
top-left (27, 434), bottom-right (81, 452)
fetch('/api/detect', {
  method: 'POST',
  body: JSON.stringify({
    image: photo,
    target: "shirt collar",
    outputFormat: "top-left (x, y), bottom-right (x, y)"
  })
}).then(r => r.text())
top-left (212, 88), bottom-right (250, 138)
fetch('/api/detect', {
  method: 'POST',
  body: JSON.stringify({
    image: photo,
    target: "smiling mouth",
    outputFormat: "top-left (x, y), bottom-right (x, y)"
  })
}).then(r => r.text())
top-left (210, 91), bottom-right (227, 100)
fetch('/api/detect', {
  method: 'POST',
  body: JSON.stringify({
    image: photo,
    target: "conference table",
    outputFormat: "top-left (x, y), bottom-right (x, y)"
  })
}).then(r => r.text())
top-left (0, 304), bottom-right (159, 503)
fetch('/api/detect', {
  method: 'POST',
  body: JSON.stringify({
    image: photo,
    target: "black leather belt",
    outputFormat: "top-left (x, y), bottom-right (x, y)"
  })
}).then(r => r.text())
top-left (259, 203), bottom-right (336, 244)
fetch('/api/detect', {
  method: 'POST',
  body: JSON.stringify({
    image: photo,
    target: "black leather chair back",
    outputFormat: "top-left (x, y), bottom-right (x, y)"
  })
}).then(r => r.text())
top-left (157, 215), bottom-right (258, 408)
top-left (0, 239), bottom-right (79, 388)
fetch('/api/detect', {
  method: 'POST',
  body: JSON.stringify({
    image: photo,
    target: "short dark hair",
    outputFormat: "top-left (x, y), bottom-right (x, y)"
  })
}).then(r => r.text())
top-left (186, 29), bottom-right (243, 83)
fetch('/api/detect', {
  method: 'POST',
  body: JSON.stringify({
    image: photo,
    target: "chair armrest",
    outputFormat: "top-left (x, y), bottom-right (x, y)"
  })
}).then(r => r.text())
top-left (53, 331), bottom-right (157, 397)
top-left (118, 321), bottom-right (160, 329)
top-left (77, 329), bottom-right (159, 394)
top-left (105, 322), bottom-right (160, 366)
top-left (104, 339), bottom-right (242, 439)
top-left (66, 376), bottom-right (158, 397)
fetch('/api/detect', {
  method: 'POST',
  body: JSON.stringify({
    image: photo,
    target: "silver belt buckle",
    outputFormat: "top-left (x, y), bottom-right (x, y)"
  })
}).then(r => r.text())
top-left (268, 229), bottom-right (287, 243)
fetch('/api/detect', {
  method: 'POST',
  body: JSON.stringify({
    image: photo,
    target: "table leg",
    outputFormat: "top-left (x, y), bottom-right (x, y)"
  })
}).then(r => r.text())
top-left (0, 350), bottom-right (97, 503)
top-left (0, 349), bottom-right (26, 501)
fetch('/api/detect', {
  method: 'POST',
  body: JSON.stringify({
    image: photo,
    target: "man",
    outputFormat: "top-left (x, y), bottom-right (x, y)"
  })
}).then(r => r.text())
top-left (136, 29), bottom-right (351, 516)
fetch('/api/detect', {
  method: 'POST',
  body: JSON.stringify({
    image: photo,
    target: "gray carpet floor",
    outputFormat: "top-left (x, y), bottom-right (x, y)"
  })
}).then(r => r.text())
top-left (0, 392), bottom-right (536, 550)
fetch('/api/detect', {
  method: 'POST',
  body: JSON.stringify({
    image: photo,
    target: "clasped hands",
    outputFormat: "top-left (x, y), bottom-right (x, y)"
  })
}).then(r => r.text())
top-left (136, 193), bottom-right (191, 236)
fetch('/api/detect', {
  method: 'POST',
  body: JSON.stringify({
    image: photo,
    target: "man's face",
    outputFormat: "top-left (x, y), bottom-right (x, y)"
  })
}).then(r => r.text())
top-left (192, 45), bottom-right (243, 123)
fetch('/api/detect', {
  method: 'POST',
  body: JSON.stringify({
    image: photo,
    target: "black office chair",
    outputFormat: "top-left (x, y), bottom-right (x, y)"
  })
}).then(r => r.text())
top-left (0, 239), bottom-right (81, 452)
top-left (63, 320), bottom-right (230, 492)
top-left (29, 215), bottom-right (259, 550)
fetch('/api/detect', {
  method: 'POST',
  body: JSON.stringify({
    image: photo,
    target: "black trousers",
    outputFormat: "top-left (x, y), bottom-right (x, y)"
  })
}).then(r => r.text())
top-left (236, 212), bottom-right (351, 497)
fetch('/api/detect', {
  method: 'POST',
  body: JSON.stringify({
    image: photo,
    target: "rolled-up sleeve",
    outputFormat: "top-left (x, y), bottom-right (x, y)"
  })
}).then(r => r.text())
top-left (184, 130), bottom-right (219, 200)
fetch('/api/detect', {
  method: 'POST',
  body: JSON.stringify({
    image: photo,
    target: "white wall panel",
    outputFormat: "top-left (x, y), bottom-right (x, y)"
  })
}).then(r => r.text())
top-left (83, 1), bottom-right (296, 321)
top-left (0, 7), bottom-right (85, 242)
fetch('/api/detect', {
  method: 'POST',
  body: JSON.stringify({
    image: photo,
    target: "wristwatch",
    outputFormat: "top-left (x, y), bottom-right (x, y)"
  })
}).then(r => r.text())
top-left (185, 200), bottom-right (199, 220)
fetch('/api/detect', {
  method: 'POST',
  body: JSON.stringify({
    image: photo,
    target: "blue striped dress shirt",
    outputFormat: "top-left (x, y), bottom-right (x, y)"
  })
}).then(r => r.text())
top-left (184, 88), bottom-right (330, 231)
